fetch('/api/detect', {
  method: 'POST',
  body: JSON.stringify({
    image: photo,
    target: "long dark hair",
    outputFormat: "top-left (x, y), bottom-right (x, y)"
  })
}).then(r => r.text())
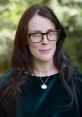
top-left (0, 4), bottom-right (80, 116)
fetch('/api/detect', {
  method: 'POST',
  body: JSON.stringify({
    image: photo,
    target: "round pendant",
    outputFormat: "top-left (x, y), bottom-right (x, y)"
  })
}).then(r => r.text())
top-left (41, 84), bottom-right (47, 89)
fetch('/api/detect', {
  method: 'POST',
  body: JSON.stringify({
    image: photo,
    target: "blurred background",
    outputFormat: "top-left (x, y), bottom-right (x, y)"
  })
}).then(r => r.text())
top-left (0, 0), bottom-right (82, 75)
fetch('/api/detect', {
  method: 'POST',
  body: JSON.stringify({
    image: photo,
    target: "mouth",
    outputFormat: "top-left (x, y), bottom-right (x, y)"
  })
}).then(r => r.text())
top-left (39, 48), bottom-right (51, 54)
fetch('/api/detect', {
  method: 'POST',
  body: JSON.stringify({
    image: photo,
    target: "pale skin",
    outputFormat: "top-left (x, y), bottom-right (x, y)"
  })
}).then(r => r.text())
top-left (27, 15), bottom-right (59, 76)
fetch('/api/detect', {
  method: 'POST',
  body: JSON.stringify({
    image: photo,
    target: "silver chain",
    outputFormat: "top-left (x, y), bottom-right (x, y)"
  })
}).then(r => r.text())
top-left (39, 76), bottom-right (50, 84)
top-left (39, 76), bottom-right (50, 89)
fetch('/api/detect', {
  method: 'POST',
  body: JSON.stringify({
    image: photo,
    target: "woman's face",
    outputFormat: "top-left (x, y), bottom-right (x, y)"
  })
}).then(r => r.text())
top-left (27, 15), bottom-right (58, 63)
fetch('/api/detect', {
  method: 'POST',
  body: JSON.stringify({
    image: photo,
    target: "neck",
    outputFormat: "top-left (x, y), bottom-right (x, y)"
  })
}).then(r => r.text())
top-left (33, 59), bottom-right (59, 76)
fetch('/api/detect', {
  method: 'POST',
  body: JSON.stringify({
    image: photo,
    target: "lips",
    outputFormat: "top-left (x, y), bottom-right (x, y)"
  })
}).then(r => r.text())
top-left (39, 48), bottom-right (51, 54)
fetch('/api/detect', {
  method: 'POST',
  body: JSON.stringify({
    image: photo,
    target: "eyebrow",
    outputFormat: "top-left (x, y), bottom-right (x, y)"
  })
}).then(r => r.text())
top-left (28, 29), bottom-right (56, 33)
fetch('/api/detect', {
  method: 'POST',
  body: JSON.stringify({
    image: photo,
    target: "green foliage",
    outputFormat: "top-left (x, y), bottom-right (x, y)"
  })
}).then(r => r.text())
top-left (0, 0), bottom-right (82, 73)
top-left (64, 39), bottom-right (82, 71)
top-left (50, 0), bottom-right (82, 71)
top-left (0, 0), bottom-right (28, 72)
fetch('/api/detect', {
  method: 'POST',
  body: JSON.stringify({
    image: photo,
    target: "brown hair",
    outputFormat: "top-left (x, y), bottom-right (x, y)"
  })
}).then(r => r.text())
top-left (0, 4), bottom-right (79, 116)
top-left (12, 4), bottom-right (66, 73)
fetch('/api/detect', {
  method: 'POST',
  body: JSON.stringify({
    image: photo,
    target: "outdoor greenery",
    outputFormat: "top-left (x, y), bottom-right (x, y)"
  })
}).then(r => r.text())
top-left (0, 0), bottom-right (82, 75)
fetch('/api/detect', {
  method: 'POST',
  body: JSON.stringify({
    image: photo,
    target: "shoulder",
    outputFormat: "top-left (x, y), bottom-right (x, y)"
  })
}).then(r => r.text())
top-left (75, 71), bottom-right (82, 83)
top-left (74, 71), bottom-right (82, 87)
top-left (74, 72), bottom-right (82, 98)
top-left (77, 72), bottom-right (82, 79)
top-left (0, 70), bottom-right (13, 86)
top-left (75, 72), bottom-right (82, 111)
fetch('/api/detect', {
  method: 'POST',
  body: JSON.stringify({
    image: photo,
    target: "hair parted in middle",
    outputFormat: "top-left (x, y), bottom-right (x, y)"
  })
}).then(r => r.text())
top-left (12, 4), bottom-right (66, 74)
top-left (0, 5), bottom-right (79, 114)
top-left (12, 5), bottom-right (78, 109)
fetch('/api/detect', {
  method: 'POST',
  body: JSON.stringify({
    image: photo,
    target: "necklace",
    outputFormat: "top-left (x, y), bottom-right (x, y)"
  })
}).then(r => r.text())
top-left (39, 76), bottom-right (50, 89)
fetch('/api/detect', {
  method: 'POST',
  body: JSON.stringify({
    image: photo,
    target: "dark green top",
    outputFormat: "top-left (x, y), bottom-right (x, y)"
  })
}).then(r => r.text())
top-left (0, 71), bottom-right (82, 117)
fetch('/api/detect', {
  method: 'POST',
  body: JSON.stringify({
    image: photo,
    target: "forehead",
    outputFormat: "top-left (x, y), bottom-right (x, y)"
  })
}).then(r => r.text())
top-left (28, 15), bottom-right (56, 32)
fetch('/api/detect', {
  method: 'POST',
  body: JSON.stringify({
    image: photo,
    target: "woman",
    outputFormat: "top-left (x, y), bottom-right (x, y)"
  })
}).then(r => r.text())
top-left (0, 4), bottom-right (82, 117)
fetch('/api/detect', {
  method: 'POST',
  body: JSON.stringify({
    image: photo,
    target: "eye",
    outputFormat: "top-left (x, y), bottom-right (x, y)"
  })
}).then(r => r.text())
top-left (47, 31), bottom-right (57, 38)
top-left (48, 31), bottom-right (58, 36)
top-left (31, 33), bottom-right (41, 38)
top-left (47, 31), bottom-right (59, 41)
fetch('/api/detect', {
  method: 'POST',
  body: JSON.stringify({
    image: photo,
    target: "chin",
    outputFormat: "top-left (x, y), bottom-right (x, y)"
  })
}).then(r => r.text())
top-left (39, 56), bottom-right (53, 62)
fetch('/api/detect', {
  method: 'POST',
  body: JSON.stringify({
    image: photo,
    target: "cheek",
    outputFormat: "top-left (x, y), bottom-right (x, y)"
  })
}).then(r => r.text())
top-left (28, 43), bottom-right (39, 57)
top-left (51, 41), bottom-right (57, 51)
top-left (28, 39), bottom-right (40, 48)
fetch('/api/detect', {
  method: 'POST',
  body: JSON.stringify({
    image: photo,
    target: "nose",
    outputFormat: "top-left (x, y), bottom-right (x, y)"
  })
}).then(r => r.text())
top-left (42, 35), bottom-right (49, 44)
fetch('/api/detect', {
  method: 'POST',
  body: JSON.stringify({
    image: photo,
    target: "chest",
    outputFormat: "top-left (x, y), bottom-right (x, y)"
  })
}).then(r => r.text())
top-left (16, 78), bottom-right (78, 117)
